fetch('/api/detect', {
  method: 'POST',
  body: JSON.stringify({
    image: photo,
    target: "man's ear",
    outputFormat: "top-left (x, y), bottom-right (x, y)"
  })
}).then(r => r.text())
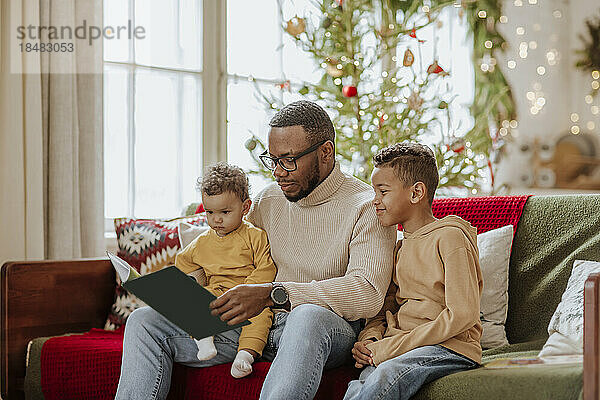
top-left (319, 140), bottom-right (335, 164)
top-left (242, 199), bottom-right (252, 215)
top-left (410, 182), bottom-right (428, 204)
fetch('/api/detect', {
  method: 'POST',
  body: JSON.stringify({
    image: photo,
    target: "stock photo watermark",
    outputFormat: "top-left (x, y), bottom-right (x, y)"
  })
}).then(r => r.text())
top-left (10, 10), bottom-right (145, 74)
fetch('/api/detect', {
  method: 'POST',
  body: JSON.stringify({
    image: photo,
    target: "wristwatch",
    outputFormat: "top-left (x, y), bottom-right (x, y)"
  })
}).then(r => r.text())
top-left (270, 283), bottom-right (289, 309)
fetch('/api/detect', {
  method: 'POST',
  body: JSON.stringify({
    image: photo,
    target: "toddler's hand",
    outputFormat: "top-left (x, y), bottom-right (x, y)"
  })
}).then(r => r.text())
top-left (352, 339), bottom-right (374, 368)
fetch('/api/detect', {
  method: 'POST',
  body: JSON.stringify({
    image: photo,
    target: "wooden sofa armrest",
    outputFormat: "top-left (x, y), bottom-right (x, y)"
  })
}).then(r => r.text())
top-left (585, 273), bottom-right (600, 400)
top-left (1, 259), bottom-right (115, 400)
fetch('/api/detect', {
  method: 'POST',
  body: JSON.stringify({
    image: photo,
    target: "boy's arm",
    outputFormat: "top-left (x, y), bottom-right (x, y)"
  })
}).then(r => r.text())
top-left (175, 237), bottom-right (208, 286)
top-left (243, 229), bottom-right (277, 285)
top-left (359, 239), bottom-right (402, 341)
top-left (358, 279), bottom-right (399, 341)
top-left (367, 238), bottom-right (482, 366)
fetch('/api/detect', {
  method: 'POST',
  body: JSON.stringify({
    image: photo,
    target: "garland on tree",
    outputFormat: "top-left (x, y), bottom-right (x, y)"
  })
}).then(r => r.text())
top-left (246, 0), bottom-right (516, 194)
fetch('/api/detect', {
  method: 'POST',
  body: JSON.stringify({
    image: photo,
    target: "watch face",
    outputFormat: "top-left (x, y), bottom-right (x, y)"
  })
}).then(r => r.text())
top-left (272, 286), bottom-right (287, 304)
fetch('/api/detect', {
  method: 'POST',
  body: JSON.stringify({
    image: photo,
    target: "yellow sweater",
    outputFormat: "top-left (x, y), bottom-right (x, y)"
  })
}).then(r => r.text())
top-left (359, 216), bottom-right (483, 365)
top-left (175, 220), bottom-right (277, 356)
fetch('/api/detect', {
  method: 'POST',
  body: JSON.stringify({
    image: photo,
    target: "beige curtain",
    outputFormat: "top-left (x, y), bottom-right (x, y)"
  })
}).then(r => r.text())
top-left (0, 0), bottom-right (103, 264)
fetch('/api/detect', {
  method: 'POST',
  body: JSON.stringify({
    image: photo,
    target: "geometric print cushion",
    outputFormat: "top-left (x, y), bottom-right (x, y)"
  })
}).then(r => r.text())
top-left (104, 214), bottom-right (208, 331)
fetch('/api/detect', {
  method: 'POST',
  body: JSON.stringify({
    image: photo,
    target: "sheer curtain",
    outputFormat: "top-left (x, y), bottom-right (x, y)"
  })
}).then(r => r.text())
top-left (0, 0), bottom-right (103, 263)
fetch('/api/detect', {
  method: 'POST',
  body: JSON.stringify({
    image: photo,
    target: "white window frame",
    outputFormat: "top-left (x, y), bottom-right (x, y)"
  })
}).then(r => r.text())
top-left (103, 1), bottom-right (227, 237)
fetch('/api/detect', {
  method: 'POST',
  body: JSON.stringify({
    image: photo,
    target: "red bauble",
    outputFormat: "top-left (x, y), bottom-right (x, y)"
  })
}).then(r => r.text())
top-left (335, 0), bottom-right (343, 5)
top-left (342, 85), bottom-right (357, 97)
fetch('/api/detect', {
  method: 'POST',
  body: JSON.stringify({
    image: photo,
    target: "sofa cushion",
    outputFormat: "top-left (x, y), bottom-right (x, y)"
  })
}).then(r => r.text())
top-left (105, 215), bottom-right (208, 330)
top-left (477, 225), bottom-right (513, 348)
top-left (38, 329), bottom-right (359, 400)
top-left (507, 195), bottom-right (600, 344)
top-left (539, 259), bottom-right (600, 357)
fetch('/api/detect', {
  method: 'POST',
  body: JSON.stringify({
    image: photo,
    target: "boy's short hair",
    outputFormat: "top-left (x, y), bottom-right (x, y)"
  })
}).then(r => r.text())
top-left (373, 143), bottom-right (439, 204)
top-left (198, 162), bottom-right (250, 202)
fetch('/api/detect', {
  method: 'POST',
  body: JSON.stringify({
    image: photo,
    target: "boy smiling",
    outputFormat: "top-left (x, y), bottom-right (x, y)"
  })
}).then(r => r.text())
top-left (345, 143), bottom-right (483, 400)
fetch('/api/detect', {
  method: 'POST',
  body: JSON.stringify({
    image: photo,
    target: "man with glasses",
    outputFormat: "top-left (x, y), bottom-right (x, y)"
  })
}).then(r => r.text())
top-left (115, 100), bottom-right (395, 400)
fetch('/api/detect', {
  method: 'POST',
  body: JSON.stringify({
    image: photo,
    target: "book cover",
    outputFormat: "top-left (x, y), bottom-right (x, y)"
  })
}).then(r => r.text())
top-left (107, 252), bottom-right (249, 339)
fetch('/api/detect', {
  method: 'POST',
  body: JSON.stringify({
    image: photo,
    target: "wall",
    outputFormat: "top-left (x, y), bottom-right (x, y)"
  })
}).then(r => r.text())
top-left (495, 0), bottom-right (600, 190)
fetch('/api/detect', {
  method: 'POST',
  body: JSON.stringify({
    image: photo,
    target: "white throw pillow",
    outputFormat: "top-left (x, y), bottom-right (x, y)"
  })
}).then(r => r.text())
top-left (477, 224), bottom-right (514, 349)
top-left (178, 221), bottom-right (210, 249)
top-left (539, 259), bottom-right (600, 357)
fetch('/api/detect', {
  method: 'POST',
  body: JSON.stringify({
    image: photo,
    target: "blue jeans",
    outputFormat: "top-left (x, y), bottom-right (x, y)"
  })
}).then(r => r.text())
top-left (344, 345), bottom-right (478, 400)
top-left (114, 304), bottom-right (361, 400)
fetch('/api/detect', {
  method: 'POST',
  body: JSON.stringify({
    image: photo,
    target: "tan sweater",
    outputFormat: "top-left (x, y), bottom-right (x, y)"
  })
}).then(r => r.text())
top-left (359, 216), bottom-right (483, 365)
top-left (247, 162), bottom-right (396, 321)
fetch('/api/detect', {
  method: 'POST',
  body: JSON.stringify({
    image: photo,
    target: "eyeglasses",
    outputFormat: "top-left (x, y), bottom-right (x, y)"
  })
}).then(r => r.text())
top-left (259, 140), bottom-right (328, 172)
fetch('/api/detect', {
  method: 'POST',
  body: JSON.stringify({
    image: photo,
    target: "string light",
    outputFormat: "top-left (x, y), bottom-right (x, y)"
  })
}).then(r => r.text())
top-left (507, 60), bottom-right (516, 69)
top-left (571, 126), bottom-right (580, 135)
top-left (516, 27), bottom-right (525, 35)
top-left (553, 10), bottom-right (562, 18)
top-left (570, 113), bottom-right (579, 122)
top-left (478, 10), bottom-right (487, 18)
top-left (587, 122), bottom-right (596, 130)
top-left (592, 71), bottom-right (600, 80)
top-left (536, 66), bottom-right (546, 75)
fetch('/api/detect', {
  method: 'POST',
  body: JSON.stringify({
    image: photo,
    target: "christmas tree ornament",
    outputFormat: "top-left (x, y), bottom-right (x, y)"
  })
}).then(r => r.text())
top-left (427, 61), bottom-right (449, 76)
top-left (409, 29), bottom-right (426, 43)
top-left (447, 138), bottom-right (466, 153)
top-left (342, 85), bottom-right (358, 97)
top-left (245, 138), bottom-right (258, 151)
top-left (276, 80), bottom-right (291, 91)
top-left (407, 91), bottom-right (424, 111)
top-left (325, 60), bottom-right (344, 77)
top-left (403, 49), bottom-right (415, 67)
top-left (285, 16), bottom-right (306, 37)
top-left (438, 100), bottom-right (449, 109)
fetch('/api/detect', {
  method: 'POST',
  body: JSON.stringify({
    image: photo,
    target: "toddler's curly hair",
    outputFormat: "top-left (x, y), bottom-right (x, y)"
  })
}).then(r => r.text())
top-left (197, 162), bottom-right (250, 202)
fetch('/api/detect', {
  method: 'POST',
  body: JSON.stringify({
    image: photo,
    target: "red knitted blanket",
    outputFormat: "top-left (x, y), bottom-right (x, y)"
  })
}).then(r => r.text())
top-left (40, 195), bottom-right (530, 400)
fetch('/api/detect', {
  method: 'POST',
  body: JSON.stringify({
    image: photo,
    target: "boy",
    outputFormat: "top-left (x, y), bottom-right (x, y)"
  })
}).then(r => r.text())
top-left (344, 143), bottom-right (482, 400)
top-left (175, 162), bottom-right (277, 378)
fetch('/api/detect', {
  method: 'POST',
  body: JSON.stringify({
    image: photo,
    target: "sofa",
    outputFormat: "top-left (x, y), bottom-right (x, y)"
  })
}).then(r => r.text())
top-left (2, 195), bottom-right (599, 400)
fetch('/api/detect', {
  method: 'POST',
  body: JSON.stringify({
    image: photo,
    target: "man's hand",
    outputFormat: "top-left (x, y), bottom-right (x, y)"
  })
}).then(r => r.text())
top-left (351, 339), bottom-right (374, 369)
top-left (210, 283), bottom-right (274, 325)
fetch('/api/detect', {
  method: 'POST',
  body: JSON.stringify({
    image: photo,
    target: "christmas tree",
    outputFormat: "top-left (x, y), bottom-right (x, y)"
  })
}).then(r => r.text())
top-left (245, 0), bottom-right (515, 194)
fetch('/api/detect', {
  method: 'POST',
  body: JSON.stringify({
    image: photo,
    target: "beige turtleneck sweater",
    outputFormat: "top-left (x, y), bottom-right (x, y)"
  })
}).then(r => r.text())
top-left (246, 162), bottom-right (396, 321)
top-left (359, 216), bottom-right (483, 365)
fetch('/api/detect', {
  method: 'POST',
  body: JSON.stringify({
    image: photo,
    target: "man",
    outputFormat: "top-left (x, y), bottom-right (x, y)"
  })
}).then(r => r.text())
top-left (115, 100), bottom-right (396, 400)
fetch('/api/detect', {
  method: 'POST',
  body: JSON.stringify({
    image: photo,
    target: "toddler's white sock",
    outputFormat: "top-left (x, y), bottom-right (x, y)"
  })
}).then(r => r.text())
top-left (195, 336), bottom-right (217, 361)
top-left (231, 350), bottom-right (254, 378)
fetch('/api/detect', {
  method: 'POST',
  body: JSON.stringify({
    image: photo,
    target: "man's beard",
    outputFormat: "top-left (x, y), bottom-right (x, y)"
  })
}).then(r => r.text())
top-left (284, 161), bottom-right (321, 202)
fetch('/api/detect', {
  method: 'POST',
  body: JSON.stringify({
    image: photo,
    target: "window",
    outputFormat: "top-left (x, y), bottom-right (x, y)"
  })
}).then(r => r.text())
top-left (226, 0), bottom-right (320, 197)
top-left (103, 0), bottom-right (204, 223)
top-left (103, 1), bottom-right (473, 226)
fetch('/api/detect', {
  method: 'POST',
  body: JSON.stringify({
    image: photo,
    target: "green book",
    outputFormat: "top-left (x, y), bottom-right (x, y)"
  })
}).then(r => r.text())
top-left (107, 252), bottom-right (249, 339)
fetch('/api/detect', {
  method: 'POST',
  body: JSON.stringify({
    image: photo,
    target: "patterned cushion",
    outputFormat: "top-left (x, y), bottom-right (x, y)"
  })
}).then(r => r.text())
top-left (104, 214), bottom-right (208, 330)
